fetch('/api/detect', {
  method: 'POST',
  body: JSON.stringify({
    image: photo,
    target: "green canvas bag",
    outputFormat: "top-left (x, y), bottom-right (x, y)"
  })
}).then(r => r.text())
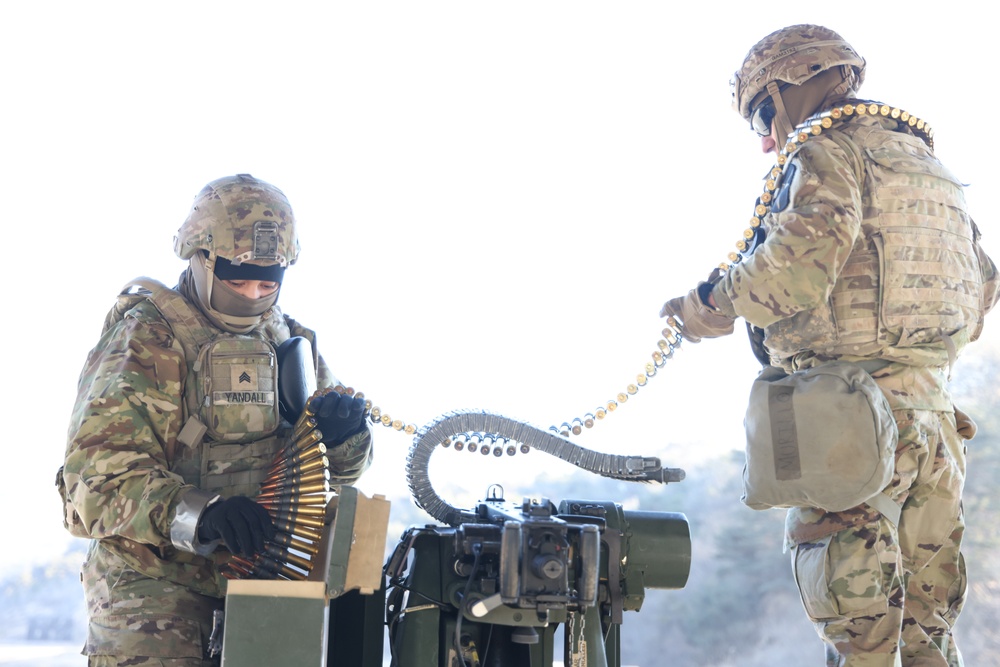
top-left (742, 362), bottom-right (900, 523)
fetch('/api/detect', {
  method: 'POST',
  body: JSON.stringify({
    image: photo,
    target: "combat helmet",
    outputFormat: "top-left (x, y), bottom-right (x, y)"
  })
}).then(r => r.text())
top-left (174, 173), bottom-right (299, 267)
top-left (732, 25), bottom-right (865, 134)
top-left (175, 174), bottom-right (299, 333)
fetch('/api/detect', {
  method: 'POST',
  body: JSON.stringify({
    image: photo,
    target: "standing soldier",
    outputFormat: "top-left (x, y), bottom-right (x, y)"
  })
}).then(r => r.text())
top-left (660, 25), bottom-right (999, 666)
top-left (58, 174), bottom-right (374, 666)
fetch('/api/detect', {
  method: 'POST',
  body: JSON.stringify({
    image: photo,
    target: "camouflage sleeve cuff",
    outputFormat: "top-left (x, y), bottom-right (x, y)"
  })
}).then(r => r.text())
top-left (326, 427), bottom-right (374, 484)
top-left (170, 487), bottom-right (222, 556)
top-left (710, 284), bottom-right (738, 319)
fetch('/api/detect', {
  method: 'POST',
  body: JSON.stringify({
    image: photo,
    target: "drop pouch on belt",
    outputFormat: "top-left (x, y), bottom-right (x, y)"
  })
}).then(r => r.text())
top-left (742, 361), bottom-right (899, 520)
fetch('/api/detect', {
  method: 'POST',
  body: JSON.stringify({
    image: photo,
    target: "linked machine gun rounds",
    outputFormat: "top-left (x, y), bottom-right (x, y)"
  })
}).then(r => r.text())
top-left (220, 387), bottom-right (337, 581)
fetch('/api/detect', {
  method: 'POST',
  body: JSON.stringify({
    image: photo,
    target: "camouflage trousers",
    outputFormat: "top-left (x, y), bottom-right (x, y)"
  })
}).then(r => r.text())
top-left (788, 409), bottom-right (967, 667)
top-left (81, 543), bottom-right (222, 666)
top-left (89, 658), bottom-right (218, 667)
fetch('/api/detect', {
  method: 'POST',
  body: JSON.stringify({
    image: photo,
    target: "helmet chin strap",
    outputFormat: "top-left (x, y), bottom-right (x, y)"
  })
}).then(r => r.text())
top-left (201, 252), bottom-right (217, 306)
top-left (766, 80), bottom-right (793, 145)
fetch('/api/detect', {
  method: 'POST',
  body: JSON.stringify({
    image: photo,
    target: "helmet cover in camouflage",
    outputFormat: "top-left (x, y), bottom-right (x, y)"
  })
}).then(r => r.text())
top-left (174, 174), bottom-right (300, 267)
top-left (732, 24), bottom-right (866, 121)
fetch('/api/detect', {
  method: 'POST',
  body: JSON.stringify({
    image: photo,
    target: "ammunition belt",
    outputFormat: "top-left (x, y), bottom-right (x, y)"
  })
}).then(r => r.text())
top-left (220, 389), bottom-right (334, 581)
top-left (406, 409), bottom-right (685, 526)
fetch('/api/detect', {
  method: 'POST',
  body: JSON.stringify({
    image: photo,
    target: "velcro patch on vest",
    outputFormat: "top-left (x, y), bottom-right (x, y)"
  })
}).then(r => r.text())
top-left (198, 336), bottom-right (280, 441)
top-left (768, 383), bottom-right (802, 481)
top-left (230, 364), bottom-right (261, 389)
top-left (214, 391), bottom-right (275, 405)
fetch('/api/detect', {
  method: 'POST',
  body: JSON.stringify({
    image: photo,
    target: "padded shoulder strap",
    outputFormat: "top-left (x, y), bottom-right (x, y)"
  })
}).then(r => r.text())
top-left (114, 278), bottom-right (220, 460)
top-left (825, 126), bottom-right (866, 188)
top-left (102, 277), bottom-right (169, 336)
top-left (117, 277), bottom-right (215, 361)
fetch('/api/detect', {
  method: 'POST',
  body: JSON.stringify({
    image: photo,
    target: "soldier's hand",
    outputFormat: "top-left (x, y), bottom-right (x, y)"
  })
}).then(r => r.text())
top-left (197, 496), bottom-right (274, 556)
top-left (659, 283), bottom-right (736, 343)
top-left (313, 392), bottom-right (368, 446)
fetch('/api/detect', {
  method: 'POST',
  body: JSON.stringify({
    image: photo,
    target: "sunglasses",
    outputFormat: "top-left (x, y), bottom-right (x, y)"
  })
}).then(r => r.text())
top-left (749, 82), bottom-right (792, 137)
top-left (750, 102), bottom-right (777, 137)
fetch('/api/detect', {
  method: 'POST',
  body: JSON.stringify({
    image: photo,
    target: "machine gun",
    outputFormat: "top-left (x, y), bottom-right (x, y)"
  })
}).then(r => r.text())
top-left (220, 407), bottom-right (690, 667)
top-left (383, 409), bottom-right (691, 667)
top-left (385, 493), bottom-right (690, 666)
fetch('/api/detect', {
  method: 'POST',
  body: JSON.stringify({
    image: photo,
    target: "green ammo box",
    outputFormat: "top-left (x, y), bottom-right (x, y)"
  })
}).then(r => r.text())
top-left (221, 487), bottom-right (390, 666)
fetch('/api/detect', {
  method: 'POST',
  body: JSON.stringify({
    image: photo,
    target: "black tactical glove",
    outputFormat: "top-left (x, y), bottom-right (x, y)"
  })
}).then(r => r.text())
top-left (197, 496), bottom-right (275, 556)
top-left (312, 392), bottom-right (368, 446)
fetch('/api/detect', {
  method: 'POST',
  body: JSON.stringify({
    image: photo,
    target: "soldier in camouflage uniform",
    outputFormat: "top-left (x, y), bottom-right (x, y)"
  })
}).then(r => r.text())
top-left (59, 174), bottom-right (374, 666)
top-left (660, 26), bottom-right (999, 667)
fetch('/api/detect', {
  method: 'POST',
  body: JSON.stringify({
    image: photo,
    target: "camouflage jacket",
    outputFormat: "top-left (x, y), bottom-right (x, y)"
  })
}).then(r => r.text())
top-left (61, 277), bottom-right (373, 597)
top-left (713, 112), bottom-right (1000, 409)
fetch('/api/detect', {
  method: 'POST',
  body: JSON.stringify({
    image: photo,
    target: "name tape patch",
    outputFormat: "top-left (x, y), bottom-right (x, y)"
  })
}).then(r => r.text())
top-left (214, 391), bottom-right (275, 405)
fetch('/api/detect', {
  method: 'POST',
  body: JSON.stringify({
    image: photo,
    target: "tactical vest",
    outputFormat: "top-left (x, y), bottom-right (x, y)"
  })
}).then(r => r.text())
top-left (105, 278), bottom-right (316, 498)
top-left (763, 119), bottom-right (987, 364)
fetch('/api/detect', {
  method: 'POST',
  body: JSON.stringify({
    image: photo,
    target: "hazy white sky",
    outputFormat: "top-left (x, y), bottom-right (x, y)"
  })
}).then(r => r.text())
top-left (2, 2), bottom-right (996, 570)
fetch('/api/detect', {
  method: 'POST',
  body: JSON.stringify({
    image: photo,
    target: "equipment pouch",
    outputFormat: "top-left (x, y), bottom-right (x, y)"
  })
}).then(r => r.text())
top-left (742, 362), bottom-right (898, 513)
top-left (196, 336), bottom-right (280, 442)
top-left (275, 336), bottom-right (317, 424)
